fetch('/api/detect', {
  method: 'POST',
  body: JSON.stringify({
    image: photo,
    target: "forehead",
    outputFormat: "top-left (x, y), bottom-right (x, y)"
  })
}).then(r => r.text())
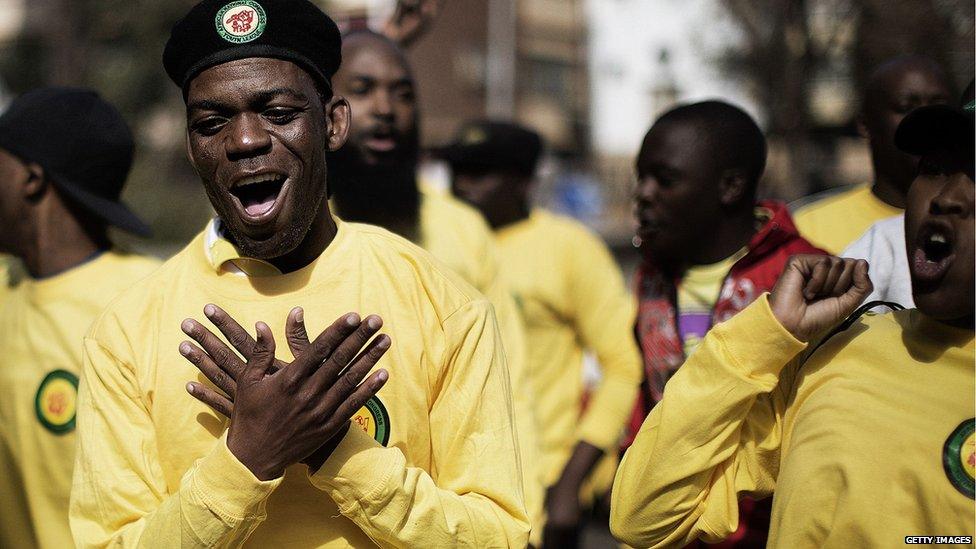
top-left (638, 121), bottom-right (705, 169)
top-left (186, 57), bottom-right (318, 103)
top-left (0, 147), bottom-right (24, 173)
top-left (884, 66), bottom-right (950, 99)
top-left (338, 40), bottom-right (411, 83)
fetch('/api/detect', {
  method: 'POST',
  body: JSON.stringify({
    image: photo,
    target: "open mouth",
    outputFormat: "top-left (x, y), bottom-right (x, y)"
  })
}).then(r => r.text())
top-left (912, 222), bottom-right (956, 283)
top-left (229, 173), bottom-right (288, 221)
top-left (636, 210), bottom-right (662, 235)
top-left (364, 128), bottom-right (399, 153)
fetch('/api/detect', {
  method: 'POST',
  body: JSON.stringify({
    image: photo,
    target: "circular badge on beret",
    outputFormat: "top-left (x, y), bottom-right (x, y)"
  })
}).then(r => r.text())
top-left (35, 369), bottom-right (79, 435)
top-left (215, 0), bottom-right (267, 44)
top-left (943, 418), bottom-right (975, 499)
top-left (352, 396), bottom-right (390, 446)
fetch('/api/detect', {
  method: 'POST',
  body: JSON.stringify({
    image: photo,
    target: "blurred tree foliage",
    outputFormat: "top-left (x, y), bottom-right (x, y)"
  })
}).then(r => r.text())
top-left (717, 0), bottom-right (974, 197)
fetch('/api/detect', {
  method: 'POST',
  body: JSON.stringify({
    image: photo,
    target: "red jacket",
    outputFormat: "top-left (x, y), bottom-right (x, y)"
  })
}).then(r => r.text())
top-left (623, 200), bottom-right (824, 547)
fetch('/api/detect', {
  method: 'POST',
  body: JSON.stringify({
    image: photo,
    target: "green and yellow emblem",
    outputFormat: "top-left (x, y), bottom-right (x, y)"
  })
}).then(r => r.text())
top-left (943, 418), bottom-right (975, 499)
top-left (215, 0), bottom-right (267, 44)
top-left (35, 370), bottom-right (79, 434)
top-left (352, 396), bottom-right (391, 446)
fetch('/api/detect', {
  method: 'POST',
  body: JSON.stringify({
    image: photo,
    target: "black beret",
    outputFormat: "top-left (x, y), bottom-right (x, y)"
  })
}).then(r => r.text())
top-left (896, 79), bottom-right (975, 157)
top-left (0, 87), bottom-right (151, 236)
top-left (433, 120), bottom-right (544, 176)
top-left (163, 0), bottom-right (341, 96)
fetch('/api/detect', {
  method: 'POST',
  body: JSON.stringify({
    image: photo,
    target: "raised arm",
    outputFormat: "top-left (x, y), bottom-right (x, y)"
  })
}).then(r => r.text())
top-left (611, 256), bottom-right (872, 548)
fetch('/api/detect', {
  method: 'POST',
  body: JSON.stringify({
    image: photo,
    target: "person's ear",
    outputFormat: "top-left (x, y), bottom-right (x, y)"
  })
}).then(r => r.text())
top-left (325, 96), bottom-right (351, 152)
top-left (718, 168), bottom-right (749, 207)
top-left (22, 162), bottom-right (47, 199)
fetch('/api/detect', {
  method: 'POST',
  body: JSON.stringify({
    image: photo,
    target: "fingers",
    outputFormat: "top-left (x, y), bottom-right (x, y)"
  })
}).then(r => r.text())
top-left (853, 259), bottom-right (873, 295)
top-left (204, 304), bottom-right (256, 357)
top-left (181, 318), bottom-right (246, 379)
top-left (835, 259), bottom-right (873, 315)
top-left (246, 322), bottom-right (277, 382)
top-left (819, 257), bottom-right (847, 297)
top-left (179, 341), bottom-right (238, 398)
top-left (802, 257), bottom-right (832, 300)
top-left (186, 382), bottom-right (234, 417)
top-left (289, 313), bottom-right (361, 379)
top-left (319, 333), bottom-right (391, 393)
top-left (285, 307), bottom-right (311, 357)
top-left (831, 259), bottom-right (858, 297)
top-left (316, 316), bottom-right (385, 384)
top-left (324, 369), bottom-right (390, 430)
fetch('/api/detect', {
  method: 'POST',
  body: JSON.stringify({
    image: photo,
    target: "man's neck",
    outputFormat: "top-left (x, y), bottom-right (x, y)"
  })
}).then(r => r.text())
top-left (267, 208), bottom-right (338, 274)
top-left (488, 204), bottom-right (531, 231)
top-left (871, 170), bottom-right (909, 209)
top-left (663, 211), bottom-right (755, 276)
top-left (22, 216), bottom-right (105, 279)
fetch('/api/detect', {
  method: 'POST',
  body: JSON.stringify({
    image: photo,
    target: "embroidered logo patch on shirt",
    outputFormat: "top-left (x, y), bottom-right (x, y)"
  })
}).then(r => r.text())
top-left (353, 396), bottom-right (391, 446)
top-left (943, 418), bottom-right (975, 499)
top-left (35, 369), bottom-right (79, 434)
top-left (215, 0), bottom-right (267, 44)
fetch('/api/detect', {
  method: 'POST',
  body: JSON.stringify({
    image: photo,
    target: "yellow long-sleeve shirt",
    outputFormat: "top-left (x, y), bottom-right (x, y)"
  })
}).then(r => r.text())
top-left (0, 251), bottom-right (160, 549)
top-left (419, 191), bottom-right (544, 542)
top-left (69, 219), bottom-right (528, 548)
top-left (0, 254), bottom-right (24, 302)
top-left (494, 209), bottom-right (642, 486)
top-left (792, 184), bottom-right (902, 254)
top-left (611, 295), bottom-right (975, 548)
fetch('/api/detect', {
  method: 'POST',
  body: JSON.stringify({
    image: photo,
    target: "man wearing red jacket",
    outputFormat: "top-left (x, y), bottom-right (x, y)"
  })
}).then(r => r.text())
top-left (627, 101), bottom-right (824, 547)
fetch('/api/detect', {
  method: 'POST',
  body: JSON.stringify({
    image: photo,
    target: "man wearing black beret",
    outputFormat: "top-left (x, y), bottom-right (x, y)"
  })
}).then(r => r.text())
top-left (69, 1), bottom-right (528, 547)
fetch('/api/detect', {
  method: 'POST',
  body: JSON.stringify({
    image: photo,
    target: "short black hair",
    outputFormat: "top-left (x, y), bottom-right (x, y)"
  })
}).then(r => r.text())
top-left (654, 100), bottom-right (767, 192)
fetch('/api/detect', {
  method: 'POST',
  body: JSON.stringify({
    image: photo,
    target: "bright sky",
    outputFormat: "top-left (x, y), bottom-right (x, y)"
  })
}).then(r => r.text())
top-left (586, 0), bottom-right (763, 157)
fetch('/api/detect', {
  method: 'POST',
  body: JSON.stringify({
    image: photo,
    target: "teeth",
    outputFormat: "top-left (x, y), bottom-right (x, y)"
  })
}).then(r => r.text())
top-left (236, 174), bottom-right (281, 187)
top-left (929, 233), bottom-right (947, 244)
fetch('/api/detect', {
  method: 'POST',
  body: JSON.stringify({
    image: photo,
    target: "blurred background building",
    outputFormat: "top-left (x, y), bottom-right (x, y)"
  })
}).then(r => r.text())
top-left (0, 0), bottom-right (971, 258)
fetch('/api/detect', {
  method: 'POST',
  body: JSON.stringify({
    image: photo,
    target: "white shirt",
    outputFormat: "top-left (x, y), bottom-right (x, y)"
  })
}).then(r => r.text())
top-left (842, 214), bottom-right (915, 308)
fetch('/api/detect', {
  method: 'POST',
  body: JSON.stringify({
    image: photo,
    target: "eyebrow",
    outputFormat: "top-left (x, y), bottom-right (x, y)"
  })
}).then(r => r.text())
top-left (187, 87), bottom-right (310, 113)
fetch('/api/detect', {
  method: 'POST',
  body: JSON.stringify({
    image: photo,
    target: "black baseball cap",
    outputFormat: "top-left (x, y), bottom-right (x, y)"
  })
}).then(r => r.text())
top-left (895, 79), bottom-right (975, 156)
top-left (163, 0), bottom-right (342, 97)
top-left (0, 87), bottom-right (151, 237)
top-left (433, 120), bottom-right (543, 176)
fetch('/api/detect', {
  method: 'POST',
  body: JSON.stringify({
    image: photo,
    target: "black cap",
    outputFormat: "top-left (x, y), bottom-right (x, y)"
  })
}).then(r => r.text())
top-left (433, 120), bottom-right (543, 176)
top-left (0, 87), bottom-right (151, 237)
top-left (895, 79), bottom-right (975, 156)
top-left (163, 0), bottom-right (341, 96)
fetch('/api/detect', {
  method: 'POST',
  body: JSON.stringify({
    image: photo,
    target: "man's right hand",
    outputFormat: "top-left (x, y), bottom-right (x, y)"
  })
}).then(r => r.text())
top-left (769, 255), bottom-right (873, 342)
top-left (182, 312), bottom-right (390, 481)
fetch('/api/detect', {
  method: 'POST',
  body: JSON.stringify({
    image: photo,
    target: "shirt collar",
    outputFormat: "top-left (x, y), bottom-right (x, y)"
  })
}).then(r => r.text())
top-left (203, 218), bottom-right (282, 277)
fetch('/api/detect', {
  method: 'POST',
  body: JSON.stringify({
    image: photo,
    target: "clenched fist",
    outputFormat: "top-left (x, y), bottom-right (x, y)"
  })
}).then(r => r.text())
top-left (769, 255), bottom-right (873, 342)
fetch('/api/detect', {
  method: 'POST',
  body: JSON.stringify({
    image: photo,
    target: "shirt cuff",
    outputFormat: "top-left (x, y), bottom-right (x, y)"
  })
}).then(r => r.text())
top-left (187, 433), bottom-right (283, 522)
top-left (307, 426), bottom-right (403, 510)
top-left (715, 293), bottom-right (807, 379)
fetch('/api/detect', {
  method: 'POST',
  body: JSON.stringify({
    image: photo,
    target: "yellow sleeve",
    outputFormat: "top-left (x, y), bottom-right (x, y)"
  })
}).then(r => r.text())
top-left (569, 229), bottom-right (643, 451)
top-left (481, 259), bottom-right (545, 544)
top-left (609, 295), bottom-right (806, 548)
top-left (308, 299), bottom-right (530, 547)
top-left (70, 336), bottom-right (282, 548)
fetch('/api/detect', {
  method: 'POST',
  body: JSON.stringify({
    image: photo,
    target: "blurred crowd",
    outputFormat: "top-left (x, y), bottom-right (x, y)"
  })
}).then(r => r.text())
top-left (0, 1), bottom-right (972, 549)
